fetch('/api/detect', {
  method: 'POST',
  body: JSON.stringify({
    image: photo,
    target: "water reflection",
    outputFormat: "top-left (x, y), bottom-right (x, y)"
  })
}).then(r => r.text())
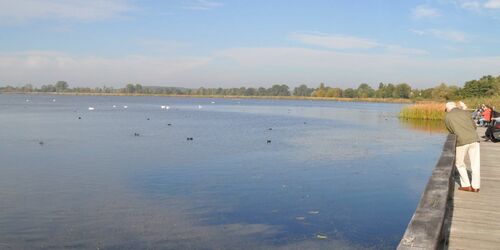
top-left (399, 118), bottom-right (447, 134)
top-left (0, 94), bottom-right (445, 249)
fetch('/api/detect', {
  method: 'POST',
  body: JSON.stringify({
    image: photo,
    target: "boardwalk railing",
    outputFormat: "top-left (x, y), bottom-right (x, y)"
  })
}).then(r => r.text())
top-left (398, 134), bottom-right (456, 249)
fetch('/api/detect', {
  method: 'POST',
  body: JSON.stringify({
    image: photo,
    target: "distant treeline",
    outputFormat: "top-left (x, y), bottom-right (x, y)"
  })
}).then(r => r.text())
top-left (1, 75), bottom-right (499, 100)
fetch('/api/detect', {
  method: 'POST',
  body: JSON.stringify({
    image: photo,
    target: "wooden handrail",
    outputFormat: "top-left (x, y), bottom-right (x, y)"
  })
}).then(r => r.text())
top-left (398, 134), bottom-right (456, 249)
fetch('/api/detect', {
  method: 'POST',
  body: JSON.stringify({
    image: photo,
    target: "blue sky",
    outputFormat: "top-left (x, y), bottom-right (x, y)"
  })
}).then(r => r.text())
top-left (1, 0), bottom-right (500, 88)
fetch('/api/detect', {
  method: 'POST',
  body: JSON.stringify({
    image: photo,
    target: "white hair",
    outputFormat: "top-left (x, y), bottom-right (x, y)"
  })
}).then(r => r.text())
top-left (458, 101), bottom-right (467, 110)
top-left (446, 102), bottom-right (457, 112)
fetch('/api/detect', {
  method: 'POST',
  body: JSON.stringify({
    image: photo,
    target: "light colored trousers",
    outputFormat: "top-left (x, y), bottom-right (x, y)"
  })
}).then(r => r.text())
top-left (455, 142), bottom-right (480, 189)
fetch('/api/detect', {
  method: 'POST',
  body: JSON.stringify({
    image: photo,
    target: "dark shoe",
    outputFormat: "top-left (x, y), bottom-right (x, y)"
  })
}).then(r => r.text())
top-left (458, 186), bottom-right (473, 192)
top-left (472, 188), bottom-right (480, 192)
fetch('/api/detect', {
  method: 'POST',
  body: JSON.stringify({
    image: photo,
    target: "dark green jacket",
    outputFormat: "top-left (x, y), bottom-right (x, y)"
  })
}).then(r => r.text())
top-left (444, 108), bottom-right (480, 146)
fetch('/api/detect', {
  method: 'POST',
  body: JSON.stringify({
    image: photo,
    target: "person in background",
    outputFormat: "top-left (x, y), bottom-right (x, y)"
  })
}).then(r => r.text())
top-left (479, 104), bottom-right (492, 127)
top-left (471, 106), bottom-right (481, 124)
top-left (483, 106), bottom-right (500, 142)
top-left (445, 102), bottom-right (481, 192)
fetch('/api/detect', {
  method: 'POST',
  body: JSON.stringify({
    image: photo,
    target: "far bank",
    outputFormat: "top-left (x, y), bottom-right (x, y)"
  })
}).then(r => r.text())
top-left (0, 91), bottom-right (413, 104)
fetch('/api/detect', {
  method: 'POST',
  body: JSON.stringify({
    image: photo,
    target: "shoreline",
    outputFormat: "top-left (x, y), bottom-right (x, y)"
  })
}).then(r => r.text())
top-left (0, 91), bottom-right (413, 104)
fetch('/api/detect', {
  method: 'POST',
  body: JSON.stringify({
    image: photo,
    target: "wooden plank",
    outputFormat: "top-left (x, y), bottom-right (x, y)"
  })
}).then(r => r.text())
top-left (399, 127), bottom-right (499, 249)
top-left (448, 238), bottom-right (500, 250)
top-left (449, 230), bottom-right (500, 243)
top-left (452, 203), bottom-right (500, 211)
top-left (452, 206), bottom-right (500, 215)
top-left (450, 222), bottom-right (500, 232)
top-left (447, 128), bottom-right (500, 249)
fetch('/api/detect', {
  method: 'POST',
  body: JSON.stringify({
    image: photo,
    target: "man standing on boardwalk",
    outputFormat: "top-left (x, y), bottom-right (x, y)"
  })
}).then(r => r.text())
top-left (445, 102), bottom-right (481, 192)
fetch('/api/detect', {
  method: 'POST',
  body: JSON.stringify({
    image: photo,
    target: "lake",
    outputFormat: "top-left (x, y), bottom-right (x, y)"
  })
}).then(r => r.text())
top-left (0, 94), bottom-right (446, 249)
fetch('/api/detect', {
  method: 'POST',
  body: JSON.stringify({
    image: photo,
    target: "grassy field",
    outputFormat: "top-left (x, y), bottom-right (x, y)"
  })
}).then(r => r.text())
top-left (399, 96), bottom-right (500, 120)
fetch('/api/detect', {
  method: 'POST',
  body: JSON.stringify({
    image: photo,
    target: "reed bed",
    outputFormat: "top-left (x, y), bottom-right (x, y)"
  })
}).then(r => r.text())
top-left (399, 96), bottom-right (500, 120)
top-left (399, 102), bottom-right (445, 120)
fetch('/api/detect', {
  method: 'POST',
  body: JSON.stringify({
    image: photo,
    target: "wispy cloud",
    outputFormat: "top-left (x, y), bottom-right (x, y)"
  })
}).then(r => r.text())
top-left (291, 32), bottom-right (427, 55)
top-left (412, 5), bottom-right (441, 19)
top-left (386, 45), bottom-right (429, 55)
top-left (484, 0), bottom-right (500, 9)
top-left (460, 1), bottom-right (482, 10)
top-left (412, 29), bottom-right (468, 42)
top-left (2, 47), bottom-right (499, 88)
top-left (185, 0), bottom-right (223, 10)
top-left (0, 0), bottom-right (134, 24)
top-left (214, 46), bottom-right (500, 87)
top-left (411, 29), bottom-right (426, 36)
top-left (290, 32), bottom-right (379, 49)
top-left (137, 39), bottom-right (190, 53)
top-left (0, 51), bottom-right (211, 85)
top-left (447, 0), bottom-right (500, 11)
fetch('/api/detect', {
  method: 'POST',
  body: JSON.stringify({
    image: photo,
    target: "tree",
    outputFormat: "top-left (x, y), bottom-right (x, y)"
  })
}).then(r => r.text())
top-left (326, 88), bottom-right (342, 97)
top-left (343, 88), bottom-right (356, 98)
top-left (356, 83), bottom-right (375, 98)
top-left (268, 84), bottom-right (290, 96)
top-left (21, 84), bottom-right (33, 92)
top-left (376, 83), bottom-right (385, 98)
top-left (384, 84), bottom-right (395, 98)
top-left (55, 81), bottom-right (68, 92)
top-left (312, 82), bottom-right (327, 97)
top-left (196, 87), bottom-right (206, 95)
top-left (245, 87), bottom-right (256, 96)
top-left (461, 75), bottom-right (499, 97)
top-left (125, 84), bottom-right (136, 93)
top-left (394, 83), bottom-right (412, 98)
top-left (41, 84), bottom-right (56, 92)
top-left (257, 87), bottom-right (267, 96)
top-left (135, 84), bottom-right (143, 93)
top-left (293, 84), bottom-right (314, 96)
top-left (431, 83), bottom-right (458, 100)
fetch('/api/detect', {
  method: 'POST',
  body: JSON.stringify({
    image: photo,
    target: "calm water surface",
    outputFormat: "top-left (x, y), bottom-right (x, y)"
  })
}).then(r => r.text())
top-left (0, 94), bottom-right (446, 249)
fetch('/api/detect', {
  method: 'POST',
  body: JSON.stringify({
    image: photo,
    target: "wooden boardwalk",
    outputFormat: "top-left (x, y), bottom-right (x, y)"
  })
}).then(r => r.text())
top-left (447, 127), bottom-right (500, 249)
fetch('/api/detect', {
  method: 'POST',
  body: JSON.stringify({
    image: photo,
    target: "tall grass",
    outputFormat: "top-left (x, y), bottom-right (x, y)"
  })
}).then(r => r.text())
top-left (462, 96), bottom-right (500, 109)
top-left (399, 102), bottom-right (445, 120)
top-left (399, 96), bottom-right (500, 120)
